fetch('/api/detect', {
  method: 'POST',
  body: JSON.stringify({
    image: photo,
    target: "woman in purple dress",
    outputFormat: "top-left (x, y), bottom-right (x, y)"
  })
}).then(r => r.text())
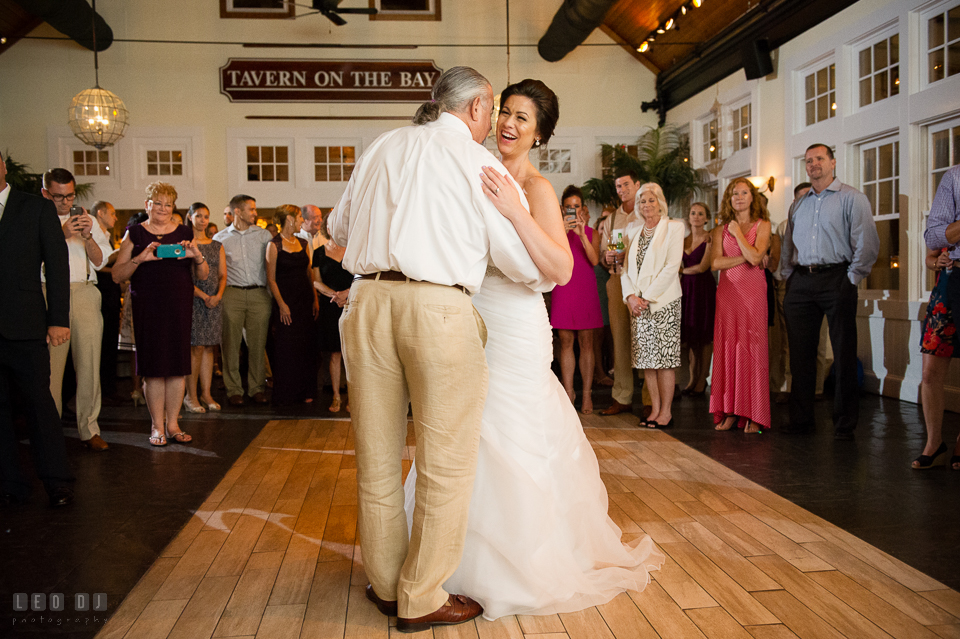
top-left (113, 182), bottom-right (208, 446)
top-left (549, 185), bottom-right (603, 414)
top-left (266, 205), bottom-right (319, 405)
top-left (680, 202), bottom-right (715, 396)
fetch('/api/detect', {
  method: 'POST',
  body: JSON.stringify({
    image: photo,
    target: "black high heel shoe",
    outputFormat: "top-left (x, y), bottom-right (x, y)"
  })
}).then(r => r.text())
top-left (912, 442), bottom-right (948, 469)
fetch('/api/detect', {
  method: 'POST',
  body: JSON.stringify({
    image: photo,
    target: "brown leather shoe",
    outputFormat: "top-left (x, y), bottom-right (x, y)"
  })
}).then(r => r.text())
top-left (83, 434), bottom-right (109, 451)
top-left (396, 594), bottom-right (482, 633)
top-left (252, 392), bottom-right (269, 404)
top-left (228, 395), bottom-right (245, 406)
top-left (365, 584), bottom-right (397, 617)
top-left (599, 401), bottom-right (632, 416)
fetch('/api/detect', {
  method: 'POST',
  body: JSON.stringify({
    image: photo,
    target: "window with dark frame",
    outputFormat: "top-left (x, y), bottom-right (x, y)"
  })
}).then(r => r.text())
top-left (220, 0), bottom-right (294, 20)
top-left (370, 0), bottom-right (440, 21)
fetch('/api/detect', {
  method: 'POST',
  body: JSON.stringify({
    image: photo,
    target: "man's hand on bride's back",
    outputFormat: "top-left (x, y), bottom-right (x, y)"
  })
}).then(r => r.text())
top-left (480, 166), bottom-right (525, 221)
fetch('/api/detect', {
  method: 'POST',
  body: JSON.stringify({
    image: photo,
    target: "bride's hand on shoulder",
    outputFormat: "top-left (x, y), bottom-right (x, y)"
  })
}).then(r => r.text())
top-left (480, 166), bottom-right (525, 221)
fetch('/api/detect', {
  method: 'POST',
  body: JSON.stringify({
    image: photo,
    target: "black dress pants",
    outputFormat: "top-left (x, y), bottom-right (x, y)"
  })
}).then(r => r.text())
top-left (783, 267), bottom-right (860, 434)
top-left (0, 334), bottom-right (73, 498)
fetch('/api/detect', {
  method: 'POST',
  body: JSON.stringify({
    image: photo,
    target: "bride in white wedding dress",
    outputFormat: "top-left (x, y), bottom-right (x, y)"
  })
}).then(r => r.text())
top-left (404, 79), bottom-right (663, 620)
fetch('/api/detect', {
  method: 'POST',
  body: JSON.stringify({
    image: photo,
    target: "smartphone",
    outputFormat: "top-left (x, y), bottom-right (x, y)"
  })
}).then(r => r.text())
top-left (69, 205), bottom-right (83, 217)
top-left (156, 244), bottom-right (185, 259)
top-left (563, 206), bottom-right (577, 227)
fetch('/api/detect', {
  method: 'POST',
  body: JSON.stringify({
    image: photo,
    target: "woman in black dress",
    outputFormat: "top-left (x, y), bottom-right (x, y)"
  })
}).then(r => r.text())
top-left (112, 182), bottom-right (208, 446)
top-left (266, 205), bottom-right (319, 405)
top-left (314, 208), bottom-right (353, 413)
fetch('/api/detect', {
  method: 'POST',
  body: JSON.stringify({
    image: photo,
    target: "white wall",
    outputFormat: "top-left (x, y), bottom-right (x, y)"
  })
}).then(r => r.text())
top-left (665, 0), bottom-right (960, 408)
top-left (0, 0), bottom-right (658, 219)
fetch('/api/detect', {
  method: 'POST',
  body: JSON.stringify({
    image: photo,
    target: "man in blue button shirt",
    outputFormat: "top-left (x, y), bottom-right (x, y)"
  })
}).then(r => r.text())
top-left (780, 143), bottom-right (879, 440)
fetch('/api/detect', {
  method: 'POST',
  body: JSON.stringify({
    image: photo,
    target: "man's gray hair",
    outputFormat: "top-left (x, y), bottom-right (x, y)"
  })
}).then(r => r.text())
top-left (413, 66), bottom-right (491, 125)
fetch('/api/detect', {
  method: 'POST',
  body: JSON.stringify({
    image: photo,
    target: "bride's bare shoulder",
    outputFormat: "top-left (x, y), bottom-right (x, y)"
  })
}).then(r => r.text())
top-left (522, 174), bottom-right (557, 202)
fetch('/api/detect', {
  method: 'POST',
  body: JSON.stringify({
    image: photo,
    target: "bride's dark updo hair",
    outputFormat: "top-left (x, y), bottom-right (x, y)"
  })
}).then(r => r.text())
top-left (413, 66), bottom-right (492, 125)
top-left (499, 79), bottom-right (560, 146)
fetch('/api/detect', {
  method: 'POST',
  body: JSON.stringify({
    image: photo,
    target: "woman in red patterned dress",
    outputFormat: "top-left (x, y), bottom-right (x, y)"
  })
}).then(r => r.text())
top-left (709, 178), bottom-right (772, 434)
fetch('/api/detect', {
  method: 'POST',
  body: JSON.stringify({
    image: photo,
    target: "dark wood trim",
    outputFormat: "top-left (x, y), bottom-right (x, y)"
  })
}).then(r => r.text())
top-left (246, 115), bottom-right (412, 120)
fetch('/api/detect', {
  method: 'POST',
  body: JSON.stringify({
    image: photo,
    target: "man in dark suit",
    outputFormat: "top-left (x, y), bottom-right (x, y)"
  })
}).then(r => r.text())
top-left (0, 150), bottom-right (75, 507)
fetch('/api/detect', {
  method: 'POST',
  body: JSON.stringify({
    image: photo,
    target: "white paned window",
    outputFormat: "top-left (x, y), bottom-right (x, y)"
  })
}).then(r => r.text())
top-left (702, 119), bottom-right (718, 162)
top-left (732, 104), bottom-right (751, 152)
top-left (600, 143), bottom-right (638, 178)
top-left (859, 34), bottom-right (899, 107)
top-left (539, 146), bottom-right (572, 174)
top-left (314, 145), bottom-right (355, 182)
top-left (146, 150), bottom-right (183, 177)
top-left (860, 137), bottom-right (899, 291)
top-left (927, 4), bottom-right (960, 83)
top-left (931, 122), bottom-right (960, 197)
top-left (73, 149), bottom-right (110, 177)
top-left (246, 145), bottom-right (289, 182)
top-left (804, 63), bottom-right (836, 126)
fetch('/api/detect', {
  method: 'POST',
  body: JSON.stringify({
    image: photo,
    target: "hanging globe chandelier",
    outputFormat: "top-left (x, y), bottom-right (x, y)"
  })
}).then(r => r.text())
top-left (67, 0), bottom-right (128, 149)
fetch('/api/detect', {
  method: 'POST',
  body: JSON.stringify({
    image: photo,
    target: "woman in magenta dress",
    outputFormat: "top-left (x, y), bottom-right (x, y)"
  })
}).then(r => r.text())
top-left (680, 202), bottom-right (715, 396)
top-left (549, 185), bottom-right (603, 414)
top-left (709, 178), bottom-right (772, 433)
top-left (112, 182), bottom-right (208, 446)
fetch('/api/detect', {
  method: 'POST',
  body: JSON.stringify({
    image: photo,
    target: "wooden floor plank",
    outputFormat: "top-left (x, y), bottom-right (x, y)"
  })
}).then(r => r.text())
top-left (516, 614), bottom-right (565, 634)
top-left (670, 521), bottom-right (781, 593)
top-left (748, 554), bottom-right (893, 639)
top-left (651, 554), bottom-right (717, 610)
top-left (743, 625), bottom-right (801, 638)
top-left (255, 603), bottom-right (305, 639)
top-left (806, 569), bottom-right (942, 639)
top-left (751, 590), bottom-right (846, 639)
top-left (929, 625), bottom-right (960, 638)
top-left (722, 512), bottom-right (832, 572)
top-left (120, 599), bottom-right (189, 639)
top-left (595, 591), bottom-right (662, 639)
top-left (662, 542), bottom-right (779, 626)
top-left (300, 559), bottom-right (353, 639)
top-left (558, 607), bottom-right (616, 639)
top-left (801, 540), bottom-right (958, 626)
top-left (207, 514), bottom-right (267, 577)
top-left (318, 504), bottom-right (359, 563)
top-left (920, 590), bottom-right (960, 619)
top-left (685, 607), bottom-right (755, 639)
top-left (154, 529), bottom-right (229, 601)
top-left (213, 550), bottom-right (284, 638)
top-left (344, 584), bottom-right (390, 638)
top-left (95, 557), bottom-right (179, 639)
top-left (620, 476), bottom-right (696, 524)
top-left (167, 575), bottom-right (239, 639)
top-left (474, 615), bottom-right (525, 639)
top-left (628, 581), bottom-right (709, 638)
top-left (268, 533), bottom-right (322, 606)
top-left (675, 501), bottom-right (774, 558)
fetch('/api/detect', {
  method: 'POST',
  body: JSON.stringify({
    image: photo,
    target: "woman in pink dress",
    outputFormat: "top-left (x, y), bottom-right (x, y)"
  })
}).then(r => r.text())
top-left (550, 185), bottom-right (603, 414)
top-left (709, 178), bottom-right (772, 433)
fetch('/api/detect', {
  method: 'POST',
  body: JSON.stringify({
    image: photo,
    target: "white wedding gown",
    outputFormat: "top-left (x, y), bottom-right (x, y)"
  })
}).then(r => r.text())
top-left (404, 267), bottom-right (664, 620)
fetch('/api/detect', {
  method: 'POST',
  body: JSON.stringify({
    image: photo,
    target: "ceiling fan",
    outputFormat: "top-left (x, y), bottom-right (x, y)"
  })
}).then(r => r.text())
top-left (289, 0), bottom-right (379, 26)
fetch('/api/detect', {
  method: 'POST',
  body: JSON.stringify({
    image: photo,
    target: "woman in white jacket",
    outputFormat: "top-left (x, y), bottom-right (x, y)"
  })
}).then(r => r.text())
top-left (621, 182), bottom-right (685, 428)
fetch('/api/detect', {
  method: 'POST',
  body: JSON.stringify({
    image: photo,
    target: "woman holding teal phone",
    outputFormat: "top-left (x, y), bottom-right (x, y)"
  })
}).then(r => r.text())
top-left (112, 182), bottom-right (208, 447)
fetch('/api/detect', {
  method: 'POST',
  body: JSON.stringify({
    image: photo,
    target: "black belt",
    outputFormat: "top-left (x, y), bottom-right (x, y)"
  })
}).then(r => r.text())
top-left (227, 284), bottom-right (265, 290)
top-left (355, 271), bottom-right (467, 294)
top-left (798, 262), bottom-right (847, 274)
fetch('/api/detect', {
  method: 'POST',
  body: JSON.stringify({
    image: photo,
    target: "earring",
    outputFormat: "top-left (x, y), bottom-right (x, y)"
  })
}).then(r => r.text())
top-left (534, 138), bottom-right (541, 147)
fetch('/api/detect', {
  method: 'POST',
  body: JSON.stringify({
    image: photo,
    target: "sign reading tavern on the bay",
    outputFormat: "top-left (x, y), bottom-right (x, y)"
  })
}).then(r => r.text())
top-left (220, 59), bottom-right (443, 103)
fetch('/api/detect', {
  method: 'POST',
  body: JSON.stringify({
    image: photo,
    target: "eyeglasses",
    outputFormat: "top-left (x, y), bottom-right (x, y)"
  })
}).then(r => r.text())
top-left (47, 192), bottom-right (77, 203)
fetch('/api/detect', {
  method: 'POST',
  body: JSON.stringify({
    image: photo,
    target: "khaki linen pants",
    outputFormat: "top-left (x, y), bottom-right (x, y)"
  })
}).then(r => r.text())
top-left (221, 286), bottom-right (272, 397)
top-left (606, 275), bottom-right (635, 406)
top-left (46, 281), bottom-right (102, 441)
top-left (340, 278), bottom-right (488, 619)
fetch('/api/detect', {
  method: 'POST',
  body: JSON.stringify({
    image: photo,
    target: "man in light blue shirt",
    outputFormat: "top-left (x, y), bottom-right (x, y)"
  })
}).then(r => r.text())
top-left (779, 143), bottom-right (879, 440)
top-left (213, 195), bottom-right (272, 405)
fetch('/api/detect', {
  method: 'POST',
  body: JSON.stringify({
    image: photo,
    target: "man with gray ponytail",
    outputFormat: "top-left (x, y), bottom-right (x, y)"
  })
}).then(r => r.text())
top-left (329, 66), bottom-right (550, 632)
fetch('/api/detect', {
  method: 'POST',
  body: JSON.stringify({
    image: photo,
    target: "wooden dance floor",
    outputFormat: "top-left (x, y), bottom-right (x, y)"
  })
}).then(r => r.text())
top-left (95, 415), bottom-right (960, 639)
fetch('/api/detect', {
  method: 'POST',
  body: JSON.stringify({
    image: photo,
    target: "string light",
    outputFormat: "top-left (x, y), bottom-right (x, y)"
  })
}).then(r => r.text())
top-left (639, 42), bottom-right (650, 53)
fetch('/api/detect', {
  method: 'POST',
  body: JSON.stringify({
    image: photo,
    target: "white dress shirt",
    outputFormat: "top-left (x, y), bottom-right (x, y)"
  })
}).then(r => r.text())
top-left (598, 203), bottom-right (642, 274)
top-left (40, 212), bottom-right (111, 283)
top-left (0, 184), bottom-right (9, 223)
top-left (329, 112), bottom-right (550, 295)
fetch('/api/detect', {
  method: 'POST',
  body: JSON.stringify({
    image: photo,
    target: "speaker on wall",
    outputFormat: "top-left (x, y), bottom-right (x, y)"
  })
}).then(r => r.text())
top-left (742, 38), bottom-right (774, 80)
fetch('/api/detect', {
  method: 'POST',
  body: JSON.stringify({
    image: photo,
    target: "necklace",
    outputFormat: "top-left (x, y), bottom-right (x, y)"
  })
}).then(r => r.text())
top-left (642, 224), bottom-right (656, 238)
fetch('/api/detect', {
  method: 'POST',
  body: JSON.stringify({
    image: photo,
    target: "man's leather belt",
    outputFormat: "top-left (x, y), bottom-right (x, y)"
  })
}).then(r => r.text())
top-left (355, 271), bottom-right (467, 294)
top-left (227, 284), bottom-right (265, 290)
top-left (799, 262), bottom-right (847, 274)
